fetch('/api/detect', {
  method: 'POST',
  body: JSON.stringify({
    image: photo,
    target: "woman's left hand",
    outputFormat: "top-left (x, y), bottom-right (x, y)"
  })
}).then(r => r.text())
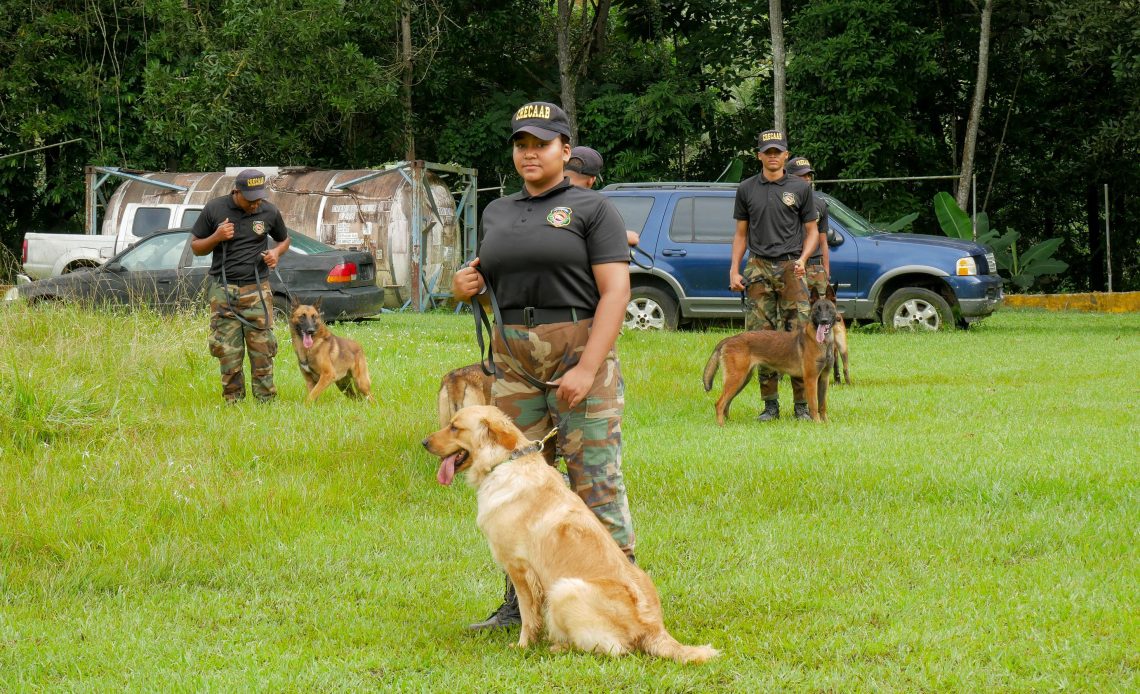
top-left (553, 364), bottom-right (595, 410)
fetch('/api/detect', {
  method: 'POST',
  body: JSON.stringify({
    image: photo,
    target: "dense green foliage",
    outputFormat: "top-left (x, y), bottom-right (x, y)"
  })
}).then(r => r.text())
top-left (2, 0), bottom-right (1137, 290)
top-left (1, 305), bottom-right (1137, 688)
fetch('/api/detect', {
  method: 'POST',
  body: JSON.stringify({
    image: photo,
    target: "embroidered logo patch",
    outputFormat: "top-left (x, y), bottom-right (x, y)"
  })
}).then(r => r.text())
top-left (252, 221), bottom-right (267, 236)
top-left (781, 192), bottom-right (797, 207)
top-left (546, 206), bottom-right (572, 227)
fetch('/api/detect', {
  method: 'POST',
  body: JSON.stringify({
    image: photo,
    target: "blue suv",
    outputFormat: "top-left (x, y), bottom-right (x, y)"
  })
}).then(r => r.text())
top-left (602, 183), bottom-right (1004, 331)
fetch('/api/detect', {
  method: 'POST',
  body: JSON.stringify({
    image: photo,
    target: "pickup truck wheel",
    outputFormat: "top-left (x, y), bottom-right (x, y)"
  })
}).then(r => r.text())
top-left (882, 287), bottom-right (953, 332)
top-left (624, 287), bottom-right (678, 331)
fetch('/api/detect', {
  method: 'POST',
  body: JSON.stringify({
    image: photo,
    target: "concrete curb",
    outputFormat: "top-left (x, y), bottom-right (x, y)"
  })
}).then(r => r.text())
top-left (1003, 292), bottom-right (1140, 313)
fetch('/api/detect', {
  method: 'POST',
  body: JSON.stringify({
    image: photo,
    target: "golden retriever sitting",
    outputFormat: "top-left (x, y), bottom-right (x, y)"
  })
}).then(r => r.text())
top-left (422, 405), bottom-right (718, 664)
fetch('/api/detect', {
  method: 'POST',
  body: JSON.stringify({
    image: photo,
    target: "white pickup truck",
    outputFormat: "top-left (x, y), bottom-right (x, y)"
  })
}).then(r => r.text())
top-left (20, 202), bottom-right (205, 280)
top-left (21, 232), bottom-right (123, 280)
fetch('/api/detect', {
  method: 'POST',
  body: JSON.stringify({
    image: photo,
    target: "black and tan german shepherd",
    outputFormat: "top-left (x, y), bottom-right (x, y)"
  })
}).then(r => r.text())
top-left (289, 299), bottom-right (373, 403)
top-left (437, 363), bottom-right (492, 426)
top-left (702, 289), bottom-right (838, 424)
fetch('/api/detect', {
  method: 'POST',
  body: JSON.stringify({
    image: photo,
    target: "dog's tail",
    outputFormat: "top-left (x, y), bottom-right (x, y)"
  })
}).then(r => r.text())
top-left (702, 339), bottom-right (728, 392)
top-left (642, 630), bottom-right (720, 664)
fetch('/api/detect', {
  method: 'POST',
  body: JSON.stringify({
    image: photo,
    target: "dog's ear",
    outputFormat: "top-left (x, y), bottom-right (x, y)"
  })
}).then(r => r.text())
top-left (809, 286), bottom-right (821, 303)
top-left (484, 411), bottom-right (520, 451)
top-left (312, 296), bottom-right (323, 312)
top-left (290, 295), bottom-right (301, 310)
top-left (827, 283), bottom-right (838, 301)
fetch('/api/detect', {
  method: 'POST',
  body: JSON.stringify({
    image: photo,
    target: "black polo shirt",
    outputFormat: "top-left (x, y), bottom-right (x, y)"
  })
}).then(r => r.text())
top-left (733, 173), bottom-right (817, 259)
top-left (478, 178), bottom-right (628, 311)
top-left (191, 195), bottom-right (288, 283)
top-left (810, 196), bottom-right (829, 260)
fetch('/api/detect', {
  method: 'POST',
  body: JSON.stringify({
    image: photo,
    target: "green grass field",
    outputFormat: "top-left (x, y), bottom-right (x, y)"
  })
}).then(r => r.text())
top-left (1, 304), bottom-right (1137, 691)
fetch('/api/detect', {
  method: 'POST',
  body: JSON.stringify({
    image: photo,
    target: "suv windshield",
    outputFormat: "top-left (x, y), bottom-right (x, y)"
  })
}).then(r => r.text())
top-left (818, 193), bottom-right (879, 237)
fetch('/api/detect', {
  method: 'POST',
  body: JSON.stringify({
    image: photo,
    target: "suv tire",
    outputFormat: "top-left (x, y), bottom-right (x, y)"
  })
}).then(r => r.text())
top-left (882, 287), bottom-right (953, 332)
top-left (624, 286), bottom-right (679, 331)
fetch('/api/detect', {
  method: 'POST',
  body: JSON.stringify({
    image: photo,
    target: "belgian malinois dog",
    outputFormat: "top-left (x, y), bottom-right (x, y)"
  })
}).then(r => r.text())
top-left (702, 289), bottom-right (838, 424)
top-left (827, 283), bottom-right (851, 385)
top-left (289, 299), bottom-right (373, 403)
top-left (437, 363), bottom-right (492, 426)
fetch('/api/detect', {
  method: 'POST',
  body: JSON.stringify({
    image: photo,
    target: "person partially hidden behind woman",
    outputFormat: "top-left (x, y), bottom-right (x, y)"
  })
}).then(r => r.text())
top-left (451, 101), bottom-right (636, 630)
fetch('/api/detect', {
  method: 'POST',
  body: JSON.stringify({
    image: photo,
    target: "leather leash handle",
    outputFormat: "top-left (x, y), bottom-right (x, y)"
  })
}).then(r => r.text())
top-left (629, 244), bottom-right (653, 270)
top-left (471, 266), bottom-right (558, 390)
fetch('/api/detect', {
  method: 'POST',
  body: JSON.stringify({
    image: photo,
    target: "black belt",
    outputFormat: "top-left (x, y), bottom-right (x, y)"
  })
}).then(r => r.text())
top-left (499, 307), bottom-right (594, 328)
top-left (755, 252), bottom-right (799, 262)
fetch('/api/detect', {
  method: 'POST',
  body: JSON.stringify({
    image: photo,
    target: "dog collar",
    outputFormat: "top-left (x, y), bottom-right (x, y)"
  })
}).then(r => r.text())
top-left (506, 426), bottom-right (558, 461)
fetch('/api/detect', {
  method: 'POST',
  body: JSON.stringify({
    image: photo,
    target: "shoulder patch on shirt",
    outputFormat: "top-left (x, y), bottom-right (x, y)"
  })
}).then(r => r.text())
top-left (252, 220), bottom-right (267, 236)
top-left (781, 192), bottom-right (797, 207)
top-left (546, 206), bottom-right (572, 228)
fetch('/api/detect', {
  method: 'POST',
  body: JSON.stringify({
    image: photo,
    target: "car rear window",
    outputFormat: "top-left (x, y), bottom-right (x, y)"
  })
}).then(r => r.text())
top-left (132, 207), bottom-right (173, 238)
top-left (274, 233), bottom-right (335, 255)
top-left (607, 196), bottom-right (654, 234)
top-left (669, 196), bottom-right (735, 243)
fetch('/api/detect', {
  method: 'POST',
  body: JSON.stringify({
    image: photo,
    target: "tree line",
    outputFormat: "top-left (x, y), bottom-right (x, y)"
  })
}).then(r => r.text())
top-left (2, 0), bottom-right (1136, 291)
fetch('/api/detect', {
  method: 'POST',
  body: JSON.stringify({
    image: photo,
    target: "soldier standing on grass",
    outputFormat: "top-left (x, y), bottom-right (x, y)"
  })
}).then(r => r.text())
top-left (452, 102), bottom-right (636, 630)
top-left (729, 130), bottom-right (819, 421)
top-left (190, 169), bottom-right (290, 404)
top-left (786, 155), bottom-right (831, 298)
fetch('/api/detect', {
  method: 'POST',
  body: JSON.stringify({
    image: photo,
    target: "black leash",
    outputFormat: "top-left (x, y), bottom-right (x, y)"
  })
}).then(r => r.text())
top-left (629, 244), bottom-right (653, 271)
top-left (739, 275), bottom-right (762, 308)
top-left (470, 267), bottom-right (559, 391)
top-left (219, 243), bottom-right (271, 332)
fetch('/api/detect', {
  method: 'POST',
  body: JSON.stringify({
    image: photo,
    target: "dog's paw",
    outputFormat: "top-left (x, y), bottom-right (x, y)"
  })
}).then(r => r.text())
top-left (549, 643), bottom-right (570, 654)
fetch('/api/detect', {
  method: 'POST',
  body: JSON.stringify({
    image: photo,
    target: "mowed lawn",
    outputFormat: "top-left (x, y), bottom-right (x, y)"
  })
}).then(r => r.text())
top-left (1, 303), bottom-right (1137, 691)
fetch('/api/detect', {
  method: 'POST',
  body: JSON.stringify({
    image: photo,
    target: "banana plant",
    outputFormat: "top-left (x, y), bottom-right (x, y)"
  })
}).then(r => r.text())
top-left (933, 192), bottom-right (1067, 290)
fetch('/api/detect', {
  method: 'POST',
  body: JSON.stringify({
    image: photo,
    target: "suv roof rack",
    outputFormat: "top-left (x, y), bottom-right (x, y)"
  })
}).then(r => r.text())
top-left (602, 181), bottom-right (740, 190)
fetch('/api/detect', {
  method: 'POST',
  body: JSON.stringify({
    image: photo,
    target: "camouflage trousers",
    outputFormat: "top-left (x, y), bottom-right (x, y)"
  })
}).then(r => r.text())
top-left (805, 261), bottom-right (830, 297)
top-left (743, 257), bottom-right (810, 402)
top-left (207, 279), bottom-right (277, 403)
top-left (491, 318), bottom-right (635, 554)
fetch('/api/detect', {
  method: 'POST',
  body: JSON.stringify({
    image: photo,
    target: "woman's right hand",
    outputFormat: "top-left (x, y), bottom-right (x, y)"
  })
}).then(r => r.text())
top-left (451, 257), bottom-right (485, 300)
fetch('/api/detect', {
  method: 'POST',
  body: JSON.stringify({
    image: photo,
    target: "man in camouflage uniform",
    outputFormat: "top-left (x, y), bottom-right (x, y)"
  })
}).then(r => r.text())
top-left (787, 155), bottom-right (831, 298)
top-left (191, 169), bottom-right (290, 403)
top-left (729, 130), bottom-right (819, 421)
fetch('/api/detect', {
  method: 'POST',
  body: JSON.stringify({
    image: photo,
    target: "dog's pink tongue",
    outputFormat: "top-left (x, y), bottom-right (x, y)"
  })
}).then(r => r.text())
top-left (437, 454), bottom-right (458, 486)
top-left (816, 324), bottom-right (829, 343)
top-left (303, 334), bottom-right (313, 349)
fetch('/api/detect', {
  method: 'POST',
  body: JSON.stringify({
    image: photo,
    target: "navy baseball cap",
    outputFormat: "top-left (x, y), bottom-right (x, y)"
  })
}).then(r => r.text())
top-left (567, 146), bottom-right (604, 177)
top-left (510, 101), bottom-right (572, 141)
top-left (755, 129), bottom-right (788, 153)
top-left (785, 155), bottom-right (814, 175)
top-left (234, 169), bottom-right (269, 201)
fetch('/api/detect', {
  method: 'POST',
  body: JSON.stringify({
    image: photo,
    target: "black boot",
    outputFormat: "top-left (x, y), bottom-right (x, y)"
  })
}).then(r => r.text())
top-left (793, 402), bottom-right (812, 421)
top-left (467, 574), bottom-right (521, 630)
top-left (757, 399), bottom-right (780, 421)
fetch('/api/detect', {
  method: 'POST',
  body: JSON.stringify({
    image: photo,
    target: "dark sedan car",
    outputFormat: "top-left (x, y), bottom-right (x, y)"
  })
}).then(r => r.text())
top-left (5, 229), bottom-right (384, 320)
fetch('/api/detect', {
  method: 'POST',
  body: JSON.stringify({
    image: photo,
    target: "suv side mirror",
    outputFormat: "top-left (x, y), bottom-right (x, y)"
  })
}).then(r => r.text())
top-left (104, 262), bottom-right (124, 273)
top-left (827, 228), bottom-right (844, 247)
